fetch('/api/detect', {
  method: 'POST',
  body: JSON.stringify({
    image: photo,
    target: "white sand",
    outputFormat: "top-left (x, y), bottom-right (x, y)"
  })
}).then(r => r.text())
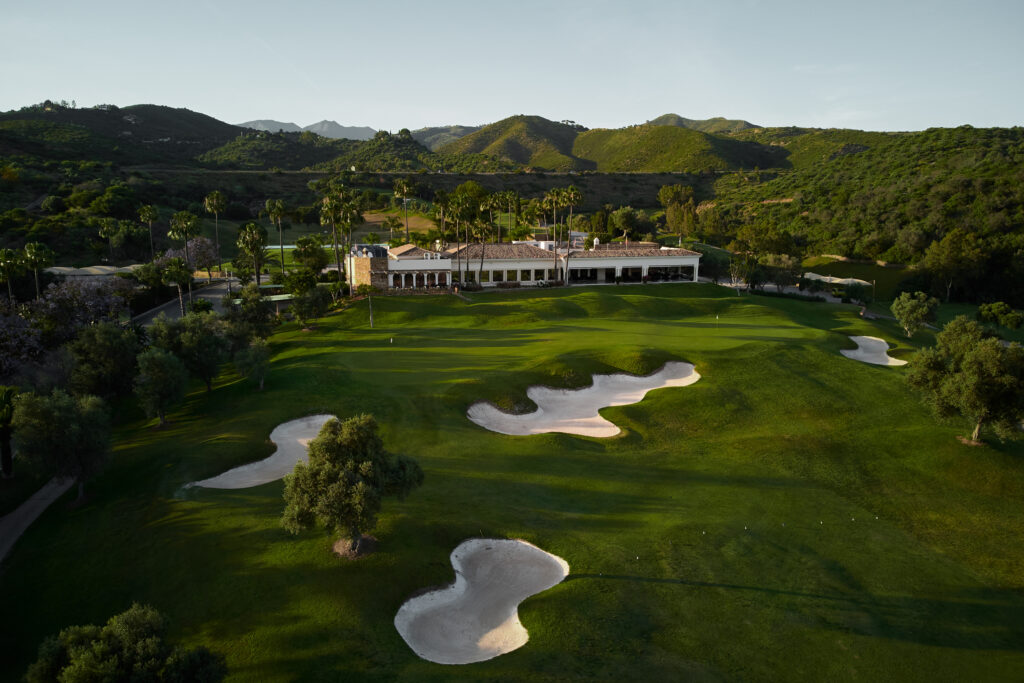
top-left (840, 336), bottom-right (907, 366)
top-left (467, 361), bottom-right (700, 437)
top-left (187, 414), bottom-right (335, 489)
top-left (394, 539), bottom-right (569, 665)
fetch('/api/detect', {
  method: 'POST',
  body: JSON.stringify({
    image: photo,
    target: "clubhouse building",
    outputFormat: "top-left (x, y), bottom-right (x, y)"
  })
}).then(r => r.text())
top-left (347, 242), bottom-right (701, 290)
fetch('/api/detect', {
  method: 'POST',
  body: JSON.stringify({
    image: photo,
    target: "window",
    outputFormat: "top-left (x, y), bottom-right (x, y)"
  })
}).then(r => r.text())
top-left (492, 270), bottom-right (504, 282)
top-left (534, 269), bottom-right (545, 280)
top-left (506, 270), bottom-right (518, 282)
top-left (521, 270), bottom-right (532, 281)
top-left (480, 270), bottom-right (491, 283)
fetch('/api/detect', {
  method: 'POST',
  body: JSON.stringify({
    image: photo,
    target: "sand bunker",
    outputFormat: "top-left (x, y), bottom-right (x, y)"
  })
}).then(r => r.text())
top-left (467, 361), bottom-right (700, 437)
top-left (840, 336), bottom-right (907, 367)
top-left (187, 414), bottom-right (335, 489)
top-left (395, 539), bottom-right (569, 665)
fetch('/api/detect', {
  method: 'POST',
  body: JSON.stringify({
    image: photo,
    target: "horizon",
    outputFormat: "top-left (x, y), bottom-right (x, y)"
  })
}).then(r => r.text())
top-left (3, 0), bottom-right (1022, 133)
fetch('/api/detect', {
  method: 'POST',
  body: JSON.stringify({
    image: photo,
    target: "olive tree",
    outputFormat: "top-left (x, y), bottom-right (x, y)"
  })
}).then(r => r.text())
top-left (134, 349), bottom-right (188, 426)
top-left (282, 414), bottom-right (423, 554)
top-left (12, 390), bottom-right (109, 501)
top-left (891, 291), bottom-right (939, 338)
top-left (906, 316), bottom-right (1024, 443)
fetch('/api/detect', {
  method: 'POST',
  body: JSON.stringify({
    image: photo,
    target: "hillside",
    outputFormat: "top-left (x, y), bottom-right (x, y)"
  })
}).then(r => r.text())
top-left (0, 102), bottom-right (242, 163)
top-left (412, 124), bottom-right (481, 150)
top-left (729, 127), bottom-right (903, 169)
top-left (198, 130), bottom-right (357, 169)
top-left (574, 124), bottom-right (786, 172)
top-left (438, 115), bottom-right (592, 171)
top-left (647, 113), bottom-right (758, 134)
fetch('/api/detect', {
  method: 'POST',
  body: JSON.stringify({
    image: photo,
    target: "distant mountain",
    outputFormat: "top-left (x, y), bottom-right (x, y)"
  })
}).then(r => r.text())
top-left (301, 120), bottom-right (375, 141)
top-left (238, 119), bottom-right (303, 133)
top-left (412, 125), bottom-right (482, 151)
top-left (239, 119), bottom-right (376, 140)
top-left (646, 114), bottom-right (758, 134)
top-left (439, 115), bottom-right (591, 171)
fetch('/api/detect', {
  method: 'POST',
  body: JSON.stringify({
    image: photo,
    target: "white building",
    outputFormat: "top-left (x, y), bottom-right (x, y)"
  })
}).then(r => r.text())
top-left (347, 243), bottom-right (700, 290)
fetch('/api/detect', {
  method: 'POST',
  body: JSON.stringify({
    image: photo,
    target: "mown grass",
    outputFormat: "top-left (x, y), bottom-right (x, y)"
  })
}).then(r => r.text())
top-left (2, 284), bottom-right (1022, 681)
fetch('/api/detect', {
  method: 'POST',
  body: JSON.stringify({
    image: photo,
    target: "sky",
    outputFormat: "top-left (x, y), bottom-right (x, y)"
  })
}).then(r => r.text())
top-left (2, 0), bottom-right (1022, 132)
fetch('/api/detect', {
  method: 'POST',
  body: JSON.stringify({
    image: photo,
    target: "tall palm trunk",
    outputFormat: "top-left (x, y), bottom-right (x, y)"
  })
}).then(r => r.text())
top-left (331, 221), bottom-right (342, 287)
top-left (33, 268), bottom-right (41, 300)
top-left (183, 241), bottom-right (194, 305)
top-left (278, 219), bottom-right (285, 274)
top-left (148, 220), bottom-right (155, 260)
top-left (455, 219), bottom-right (461, 289)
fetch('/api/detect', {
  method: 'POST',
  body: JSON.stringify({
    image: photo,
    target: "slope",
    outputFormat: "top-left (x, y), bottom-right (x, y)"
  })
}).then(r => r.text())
top-left (412, 125), bottom-right (482, 151)
top-left (573, 125), bottom-right (786, 172)
top-left (438, 115), bottom-right (592, 171)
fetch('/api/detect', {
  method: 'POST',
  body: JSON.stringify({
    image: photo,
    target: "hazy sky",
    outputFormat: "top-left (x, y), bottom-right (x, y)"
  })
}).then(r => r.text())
top-left (3, 0), bottom-right (1022, 132)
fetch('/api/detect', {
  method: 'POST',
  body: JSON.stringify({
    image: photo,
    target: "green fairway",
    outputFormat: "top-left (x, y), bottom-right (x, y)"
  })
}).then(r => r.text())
top-left (2, 284), bottom-right (1023, 681)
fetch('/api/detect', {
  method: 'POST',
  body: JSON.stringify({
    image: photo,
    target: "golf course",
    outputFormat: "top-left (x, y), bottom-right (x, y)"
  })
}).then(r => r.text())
top-left (2, 284), bottom-right (1022, 681)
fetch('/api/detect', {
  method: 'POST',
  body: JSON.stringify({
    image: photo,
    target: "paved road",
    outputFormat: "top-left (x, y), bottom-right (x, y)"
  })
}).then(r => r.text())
top-left (133, 279), bottom-right (237, 326)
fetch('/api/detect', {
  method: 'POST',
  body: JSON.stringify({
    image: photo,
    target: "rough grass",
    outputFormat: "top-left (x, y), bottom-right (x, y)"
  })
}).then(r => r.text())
top-left (802, 257), bottom-right (912, 301)
top-left (2, 284), bottom-right (1022, 682)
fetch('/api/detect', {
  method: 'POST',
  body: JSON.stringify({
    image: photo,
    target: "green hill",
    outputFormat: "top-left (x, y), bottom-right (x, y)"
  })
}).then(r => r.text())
top-left (729, 127), bottom-right (902, 169)
top-left (198, 130), bottom-right (358, 169)
top-left (574, 125), bottom-right (786, 172)
top-left (411, 125), bottom-right (481, 151)
top-left (647, 113), bottom-right (758, 134)
top-left (0, 102), bottom-right (241, 163)
top-left (438, 115), bottom-right (592, 171)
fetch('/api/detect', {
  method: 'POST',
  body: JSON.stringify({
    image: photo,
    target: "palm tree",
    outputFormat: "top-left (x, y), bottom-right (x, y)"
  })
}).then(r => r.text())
top-left (161, 257), bottom-right (192, 316)
top-left (138, 204), bottom-right (158, 260)
top-left (543, 190), bottom-right (562, 283)
top-left (450, 193), bottom-right (470, 288)
top-left (563, 186), bottom-right (583, 284)
top-left (433, 190), bottom-right (450, 248)
top-left (475, 217), bottom-right (490, 283)
top-left (203, 191), bottom-right (226, 269)
top-left (383, 215), bottom-right (403, 242)
top-left (22, 242), bottom-right (55, 300)
top-left (0, 248), bottom-right (22, 304)
top-left (320, 195), bottom-right (343, 283)
top-left (98, 217), bottom-right (118, 262)
top-left (237, 222), bottom-right (269, 287)
top-left (393, 178), bottom-right (413, 241)
top-left (168, 211), bottom-right (199, 306)
top-left (265, 198), bottom-right (287, 274)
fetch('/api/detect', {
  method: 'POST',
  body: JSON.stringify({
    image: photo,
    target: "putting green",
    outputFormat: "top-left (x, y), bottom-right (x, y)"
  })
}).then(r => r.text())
top-left (2, 284), bottom-right (1023, 682)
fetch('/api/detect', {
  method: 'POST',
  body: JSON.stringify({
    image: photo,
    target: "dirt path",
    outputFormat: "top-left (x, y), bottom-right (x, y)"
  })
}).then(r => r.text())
top-left (0, 477), bottom-right (73, 564)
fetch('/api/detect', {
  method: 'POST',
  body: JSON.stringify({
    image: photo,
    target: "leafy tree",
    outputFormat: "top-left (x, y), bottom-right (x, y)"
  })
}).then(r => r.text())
top-left (24, 603), bottom-right (226, 683)
top-left (150, 312), bottom-right (229, 392)
top-left (0, 385), bottom-right (16, 478)
top-left (98, 217), bottom-right (118, 261)
top-left (236, 222), bottom-right (269, 286)
top-left (760, 253), bottom-right (801, 292)
top-left (12, 390), bottom-right (109, 501)
top-left (0, 247), bottom-right (25, 303)
top-left (227, 283), bottom-right (277, 339)
top-left (891, 291), bottom-right (939, 338)
top-left (907, 316), bottom-right (1024, 443)
top-left (978, 302), bottom-right (1023, 330)
top-left (139, 204), bottom-right (159, 260)
top-left (67, 322), bottom-right (140, 398)
top-left (921, 228), bottom-right (983, 302)
top-left (134, 348), bottom-right (188, 426)
top-left (382, 215), bottom-right (403, 242)
top-left (290, 287), bottom-right (330, 328)
top-left (203, 190), bottom-right (227, 267)
top-left (234, 338), bottom-right (270, 390)
top-left (282, 414), bottom-right (423, 554)
top-left (22, 242), bottom-right (55, 300)
top-left (168, 211), bottom-right (199, 306)
top-left (293, 234), bottom-right (328, 273)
